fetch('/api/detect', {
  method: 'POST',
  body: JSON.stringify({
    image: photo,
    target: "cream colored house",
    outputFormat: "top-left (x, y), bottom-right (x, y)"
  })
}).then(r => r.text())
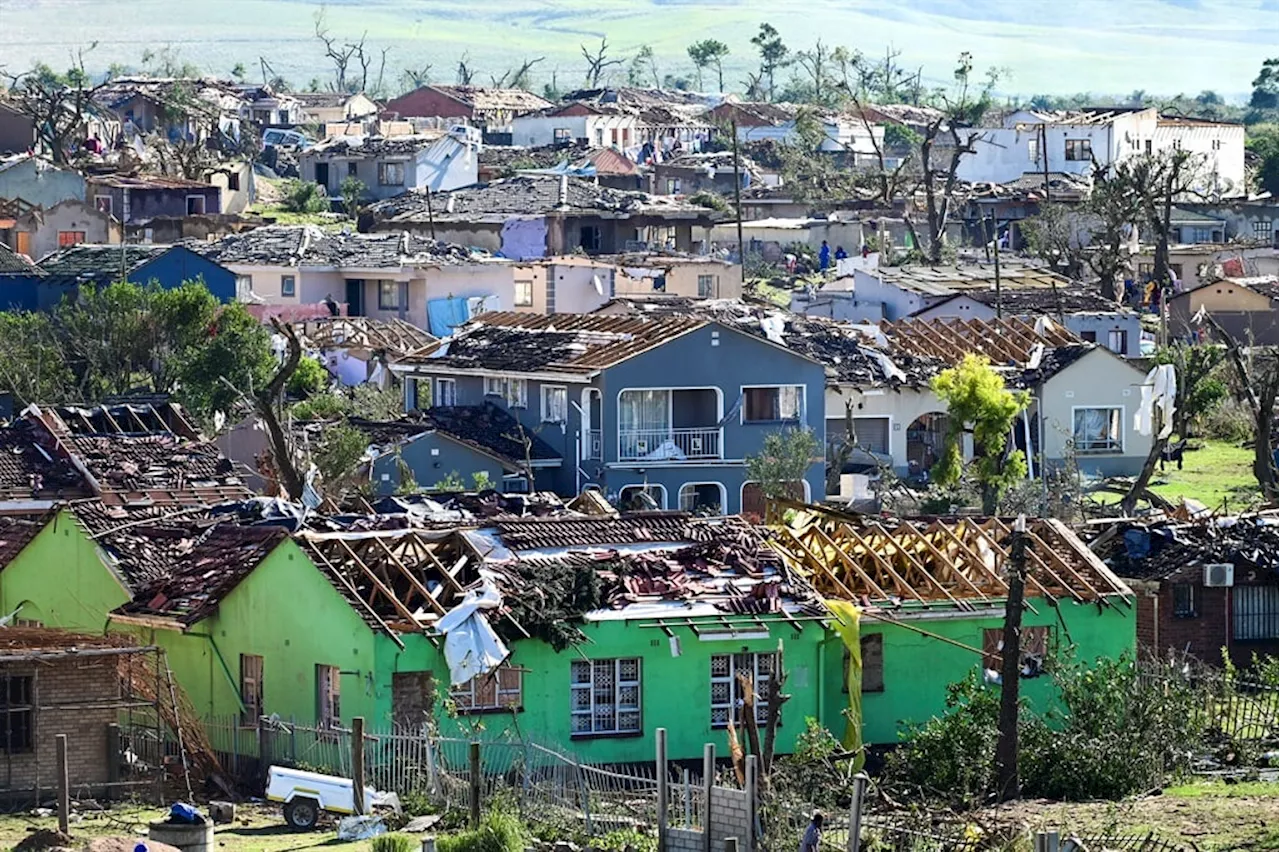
top-left (509, 253), bottom-right (743, 315)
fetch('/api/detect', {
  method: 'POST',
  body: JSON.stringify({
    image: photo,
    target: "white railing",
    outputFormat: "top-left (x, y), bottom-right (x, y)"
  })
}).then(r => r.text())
top-left (619, 428), bottom-right (721, 461)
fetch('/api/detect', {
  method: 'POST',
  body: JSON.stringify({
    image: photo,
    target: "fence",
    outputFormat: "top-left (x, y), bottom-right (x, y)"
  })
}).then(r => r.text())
top-left (1137, 656), bottom-right (1279, 747)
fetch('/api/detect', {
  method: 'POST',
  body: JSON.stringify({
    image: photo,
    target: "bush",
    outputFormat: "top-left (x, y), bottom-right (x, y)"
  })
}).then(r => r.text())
top-left (436, 809), bottom-right (527, 852)
top-left (595, 828), bottom-right (657, 852)
top-left (291, 392), bottom-right (350, 421)
top-left (1202, 397), bottom-right (1254, 443)
top-left (287, 357), bottom-right (332, 397)
top-left (281, 179), bottom-right (330, 213)
top-left (372, 835), bottom-right (416, 852)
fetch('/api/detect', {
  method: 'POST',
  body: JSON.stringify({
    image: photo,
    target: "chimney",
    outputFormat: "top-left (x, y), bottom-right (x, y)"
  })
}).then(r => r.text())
top-left (558, 174), bottom-right (568, 206)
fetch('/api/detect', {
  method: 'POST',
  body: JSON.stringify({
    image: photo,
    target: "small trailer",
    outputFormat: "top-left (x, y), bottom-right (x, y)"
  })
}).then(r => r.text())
top-left (266, 765), bottom-right (382, 830)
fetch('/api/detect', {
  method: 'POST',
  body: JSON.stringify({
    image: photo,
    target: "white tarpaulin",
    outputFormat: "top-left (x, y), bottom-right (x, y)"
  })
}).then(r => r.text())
top-left (436, 578), bottom-right (509, 686)
top-left (1134, 363), bottom-right (1177, 439)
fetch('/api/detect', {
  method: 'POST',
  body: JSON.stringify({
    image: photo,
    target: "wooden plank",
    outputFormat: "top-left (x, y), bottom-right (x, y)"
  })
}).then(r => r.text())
top-left (884, 523), bottom-right (971, 610)
top-left (368, 535), bottom-right (447, 616)
top-left (333, 539), bottom-right (425, 628)
top-left (916, 521), bottom-right (996, 601)
top-left (777, 526), bottom-right (867, 603)
top-left (836, 523), bottom-right (931, 606)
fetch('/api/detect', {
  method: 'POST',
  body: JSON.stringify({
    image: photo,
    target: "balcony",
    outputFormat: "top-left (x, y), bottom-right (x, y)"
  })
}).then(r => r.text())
top-left (618, 428), bottom-right (722, 462)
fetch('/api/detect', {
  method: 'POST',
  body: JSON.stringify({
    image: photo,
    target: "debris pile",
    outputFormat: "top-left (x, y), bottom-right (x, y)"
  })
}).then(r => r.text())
top-left (1090, 510), bottom-right (1280, 582)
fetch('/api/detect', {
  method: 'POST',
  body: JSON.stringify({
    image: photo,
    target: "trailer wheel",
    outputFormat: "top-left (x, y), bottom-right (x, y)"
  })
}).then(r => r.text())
top-left (283, 797), bottom-right (320, 831)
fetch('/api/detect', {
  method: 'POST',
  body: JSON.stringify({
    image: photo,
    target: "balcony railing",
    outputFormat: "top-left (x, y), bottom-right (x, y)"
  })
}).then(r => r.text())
top-left (618, 428), bottom-right (722, 462)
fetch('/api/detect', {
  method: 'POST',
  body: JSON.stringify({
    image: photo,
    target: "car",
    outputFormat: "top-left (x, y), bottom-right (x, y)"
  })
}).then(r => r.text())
top-left (266, 765), bottom-right (382, 830)
top-left (263, 128), bottom-right (313, 149)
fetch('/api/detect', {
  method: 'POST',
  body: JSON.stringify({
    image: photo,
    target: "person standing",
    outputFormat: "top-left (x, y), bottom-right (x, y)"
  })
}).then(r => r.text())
top-left (819, 241), bottom-right (831, 271)
top-left (799, 811), bottom-right (824, 852)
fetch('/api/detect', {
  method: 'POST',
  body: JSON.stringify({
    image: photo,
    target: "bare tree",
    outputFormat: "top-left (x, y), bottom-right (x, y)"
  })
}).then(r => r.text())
top-left (794, 40), bottom-right (833, 104)
top-left (456, 53), bottom-right (476, 85)
top-left (313, 9), bottom-right (386, 94)
top-left (848, 93), bottom-right (919, 206)
top-left (491, 57), bottom-right (543, 89)
top-left (400, 63), bottom-right (433, 92)
top-left (4, 47), bottom-right (105, 164)
top-left (580, 38), bottom-right (623, 88)
top-left (1202, 316), bottom-right (1279, 501)
top-left (627, 45), bottom-right (661, 88)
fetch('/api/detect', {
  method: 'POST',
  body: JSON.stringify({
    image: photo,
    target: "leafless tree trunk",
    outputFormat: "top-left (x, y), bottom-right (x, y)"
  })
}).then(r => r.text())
top-left (1203, 315), bottom-right (1280, 501)
top-left (995, 521), bottom-right (1028, 802)
top-left (258, 319), bottom-right (305, 499)
top-left (456, 53), bottom-right (476, 85)
top-left (581, 38), bottom-right (623, 88)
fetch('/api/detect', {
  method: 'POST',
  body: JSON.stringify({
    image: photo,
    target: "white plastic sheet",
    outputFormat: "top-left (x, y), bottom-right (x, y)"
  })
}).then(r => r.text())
top-left (1134, 364), bottom-right (1177, 439)
top-left (337, 816), bottom-right (386, 841)
top-left (436, 578), bottom-right (509, 686)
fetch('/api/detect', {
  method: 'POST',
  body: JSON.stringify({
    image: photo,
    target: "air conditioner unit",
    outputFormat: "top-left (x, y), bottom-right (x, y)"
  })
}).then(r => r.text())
top-left (1203, 563), bottom-right (1234, 588)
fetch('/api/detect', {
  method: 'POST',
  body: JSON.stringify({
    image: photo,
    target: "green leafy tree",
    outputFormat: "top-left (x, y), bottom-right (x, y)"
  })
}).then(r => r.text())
top-left (930, 354), bottom-right (1030, 515)
top-left (282, 180), bottom-right (331, 213)
top-left (0, 313), bottom-right (72, 405)
top-left (687, 40), bottom-right (730, 92)
top-left (176, 303), bottom-right (277, 419)
top-left (627, 45), bottom-right (660, 88)
top-left (750, 23), bottom-right (789, 100)
top-left (1249, 58), bottom-right (1278, 112)
top-left (339, 176), bottom-right (367, 219)
top-left (1247, 127), bottom-right (1279, 197)
top-left (314, 422), bottom-right (372, 494)
top-left (287, 357), bottom-right (332, 397)
top-left (745, 428), bottom-right (818, 513)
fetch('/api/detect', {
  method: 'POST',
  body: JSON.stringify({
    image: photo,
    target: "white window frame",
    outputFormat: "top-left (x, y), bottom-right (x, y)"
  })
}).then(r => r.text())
top-left (94, 195), bottom-right (113, 215)
top-left (740, 384), bottom-right (805, 424)
top-left (484, 376), bottom-right (504, 397)
top-left (710, 652), bottom-right (776, 728)
top-left (697, 274), bottom-right (716, 298)
top-left (619, 483), bottom-right (667, 510)
top-left (378, 160), bottom-right (406, 186)
top-left (570, 658), bottom-right (642, 737)
top-left (1071, 405), bottom-right (1125, 454)
top-left (435, 378), bottom-right (457, 407)
top-left (185, 193), bottom-right (207, 215)
top-left (541, 385), bottom-right (567, 423)
top-left (1064, 138), bottom-right (1092, 161)
top-left (506, 378), bottom-right (528, 408)
top-left (1106, 329), bottom-right (1128, 354)
top-left (378, 280), bottom-right (401, 310)
top-left (678, 482), bottom-right (727, 513)
top-left (514, 279), bottom-right (534, 307)
top-left (1028, 137), bottom-right (1039, 164)
top-left (281, 274), bottom-right (296, 297)
top-left (451, 663), bottom-right (523, 713)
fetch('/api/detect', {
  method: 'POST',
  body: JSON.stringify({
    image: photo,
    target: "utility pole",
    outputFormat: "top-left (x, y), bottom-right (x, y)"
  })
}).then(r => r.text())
top-left (995, 515), bottom-right (1028, 803)
top-left (990, 212), bottom-right (1003, 320)
top-left (730, 119), bottom-right (745, 267)
top-left (1040, 123), bottom-right (1051, 197)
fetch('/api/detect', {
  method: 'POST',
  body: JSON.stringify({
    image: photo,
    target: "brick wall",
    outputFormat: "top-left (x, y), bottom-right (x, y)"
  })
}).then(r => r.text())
top-left (706, 786), bottom-right (751, 852)
top-left (1135, 570), bottom-right (1274, 669)
top-left (668, 827), bottom-right (703, 852)
top-left (0, 657), bottom-right (119, 793)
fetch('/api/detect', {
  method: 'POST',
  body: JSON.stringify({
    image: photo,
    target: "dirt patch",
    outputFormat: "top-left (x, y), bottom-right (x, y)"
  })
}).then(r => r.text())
top-left (12, 829), bottom-right (74, 851)
top-left (85, 839), bottom-right (181, 852)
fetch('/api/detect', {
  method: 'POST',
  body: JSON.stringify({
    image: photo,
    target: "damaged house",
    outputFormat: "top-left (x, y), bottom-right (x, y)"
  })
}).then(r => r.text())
top-left (298, 130), bottom-right (482, 203)
top-left (363, 174), bottom-right (725, 259)
top-left (392, 311), bottom-right (826, 514)
top-left (382, 86), bottom-right (553, 136)
top-left (771, 505), bottom-right (1136, 745)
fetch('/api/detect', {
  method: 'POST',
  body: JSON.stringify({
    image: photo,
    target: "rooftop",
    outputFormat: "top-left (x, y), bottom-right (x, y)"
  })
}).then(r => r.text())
top-left (406, 85), bottom-right (552, 114)
top-left (1091, 511), bottom-right (1279, 584)
top-left (868, 264), bottom-right (1077, 297)
top-left (296, 316), bottom-right (437, 355)
top-left (881, 316), bottom-right (1089, 382)
top-left (306, 133), bottom-right (447, 158)
top-left (0, 241), bottom-right (40, 275)
top-left (922, 286), bottom-right (1126, 315)
top-left (193, 225), bottom-right (487, 268)
top-left (86, 173), bottom-right (218, 190)
top-left (0, 513), bottom-right (53, 570)
top-left (494, 513), bottom-right (756, 552)
top-left (35, 244), bottom-right (176, 286)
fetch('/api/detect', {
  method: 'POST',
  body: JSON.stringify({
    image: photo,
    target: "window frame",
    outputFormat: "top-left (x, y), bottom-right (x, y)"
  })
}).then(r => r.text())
top-left (1172, 583), bottom-right (1198, 618)
top-left (506, 378), bottom-right (528, 409)
top-left (697, 274), bottom-right (716, 298)
top-left (1071, 405), bottom-right (1125, 454)
top-left (378, 160), bottom-right (406, 187)
top-left (435, 377), bottom-right (457, 407)
top-left (678, 481), bottom-right (727, 513)
top-left (841, 633), bottom-right (884, 694)
top-left (316, 664), bottom-right (341, 729)
top-left (1233, 585), bottom-right (1279, 641)
top-left (619, 483), bottom-right (667, 510)
top-left (451, 664), bottom-right (524, 714)
top-left (0, 674), bottom-right (33, 755)
top-left (239, 654), bottom-right (263, 727)
top-left (1064, 138), bottom-right (1092, 161)
top-left (710, 652), bottom-right (776, 728)
top-left (570, 657), bottom-right (642, 738)
top-left (281, 274), bottom-right (296, 297)
top-left (982, 626), bottom-right (1050, 677)
top-left (540, 385), bottom-right (568, 424)
top-left (57, 230), bottom-right (87, 247)
top-left (94, 195), bottom-right (113, 214)
top-left (377, 280), bottom-right (401, 310)
top-left (741, 384), bottom-right (805, 424)
top-left (1106, 329), bottom-right (1128, 354)
top-left (1027, 137), bottom-right (1039, 164)
top-left (514, 278), bottom-right (534, 307)
top-left (185, 194), bottom-right (207, 215)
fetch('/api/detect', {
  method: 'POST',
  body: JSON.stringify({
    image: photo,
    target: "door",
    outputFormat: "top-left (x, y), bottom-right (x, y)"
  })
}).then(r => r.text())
top-left (14, 232), bottom-right (31, 256)
top-left (345, 279), bottom-right (364, 316)
top-left (315, 162), bottom-right (331, 191)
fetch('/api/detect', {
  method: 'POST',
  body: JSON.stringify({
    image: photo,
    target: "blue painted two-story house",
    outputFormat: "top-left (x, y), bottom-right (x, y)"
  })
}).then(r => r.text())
top-left (2, 243), bottom-right (237, 311)
top-left (390, 312), bottom-right (826, 514)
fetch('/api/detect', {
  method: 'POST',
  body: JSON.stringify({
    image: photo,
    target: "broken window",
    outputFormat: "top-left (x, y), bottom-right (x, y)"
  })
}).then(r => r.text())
top-left (1233, 585), bottom-right (1278, 641)
top-left (451, 664), bottom-right (522, 713)
top-left (186, 194), bottom-right (206, 215)
top-left (570, 658), bottom-right (641, 736)
top-left (281, 275), bottom-right (296, 297)
top-left (95, 195), bottom-right (113, 214)
top-left (743, 386), bottom-right (803, 423)
top-left (579, 226), bottom-right (601, 252)
top-left (435, 378), bottom-right (457, 407)
top-left (842, 634), bottom-right (884, 693)
top-left (1064, 138), bottom-right (1092, 161)
top-left (392, 671), bottom-right (436, 729)
top-left (1080, 330), bottom-right (1097, 342)
top-left (514, 279), bottom-right (533, 307)
top-left (240, 654), bottom-right (263, 727)
top-left (619, 484), bottom-right (666, 510)
top-left (982, 626), bottom-right (1049, 678)
top-left (678, 482), bottom-right (724, 513)
top-left (316, 664), bottom-right (341, 728)
top-left (378, 280), bottom-right (401, 310)
top-left (506, 378), bottom-right (528, 408)
top-left (1172, 583), bottom-right (1198, 618)
top-left (697, 274), bottom-right (716, 298)
top-left (541, 385), bottom-right (567, 423)
top-left (348, 162), bottom-right (359, 177)
top-left (0, 675), bottom-right (32, 754)
top-left (1072, 407), bottom-right (1123, 453)
top-left (378, 162), bottom-right (406, 186)
top-left (711, 653), bottom-right (775, 727)
top-left (57, 231), bottom-right (87, 247)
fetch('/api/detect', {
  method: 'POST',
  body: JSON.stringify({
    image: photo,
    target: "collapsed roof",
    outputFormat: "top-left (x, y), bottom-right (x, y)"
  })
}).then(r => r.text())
top-left (193, 225), bottom-right (486, 268)
top-left (35, 244), bottom-right (177, 287)
top-left (1090, 511), bottom-right (1279, 584)
top-left (296, 316), bottom-right (437, 356)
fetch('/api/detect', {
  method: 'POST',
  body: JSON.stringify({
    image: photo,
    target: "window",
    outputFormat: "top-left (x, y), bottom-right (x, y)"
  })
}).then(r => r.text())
top-left (240, 654), bottom-right (263, 726)
top-left (94, 195), bottom-right (113, 214)
top-left (982, 626), bottom-right (1049, 678)
top-left (570, 658), bottom-right (641, 736)
top-left (595, 128), bottom-right (605, 146)
top-left (1190, 227), bottom-right (1213, 243)
top-left (484, 377), bottom-right (527, 407)
top-left (281, 274), bottom-right (296, 297)
top-left (825, 416), bottom-right (890, 456)
top-left (1172, 584), bottom-right (1198, 618)
top-left (711, 653), bottom-right (776, 727)
top-left (1064, 138), bottom-right (1092, 161)
top-left (57, 230), bottom-right (86, 247)
top-left (1253, 220), bottom-right (1273, 242)
top-left (378, 162), bottom-right (406, 186)
top-left (1144, 139), bottom-right (1152, 154)
top-left (678, 482), bottom-right (725, 513)
top-left (619, 484), bottom-right (666, 510)
top-left (451, 664), bottom-right (523, 713)
top-left (842, 634), bottom-right (884, 693)
top-left (1080, 330), bottom-right (1097, 343)
top-left (1233, 585), bottom-right (1278, 641)
top-left (235, 275), bottom-right (252, 299)
top-left (348, 162), bottom-right (359, 177)
top-left (186, 194), bottom-right (206, 215)
top-left (697, 274), bottom-right (716, 298)
top-left (1073, 407), bottom-right (1123, 453)
top-left (665, 178), bottom-right (682, 194)
top-left (1211, 138), bottom-right (1222, 151)
top-left (435, 378), bottom-right (457, 407)
top-left (553, 128), bottom-right (571, 144)
top-left (514, 279), bottom-right (533, 307)
top-left (743, 386), bottom-right (803, 423)
top-left (1107, 329), bottom-right (1128, 354)
top-left (541, 385), bottom-right (567, 423)
top-left (611, 128), bottom-right (619, 145)
top-left (0, 675), bottom-right (33, 754)
top-left (484, 376), bottom-right (504, 397)
top-left (227, 172), bottom-right (241, 191)
top-left (1027, 138), bottom-right (1039, 163)
top-left (316, 664), bottom-right (340, 728)
top-left (378, 280), bottom-right (401, 310)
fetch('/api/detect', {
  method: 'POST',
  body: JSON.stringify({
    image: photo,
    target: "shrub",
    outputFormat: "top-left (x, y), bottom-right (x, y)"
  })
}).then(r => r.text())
top-left (372, 835), bottom-right (416, 852)
top-left (595, 828), bottom-right (657, 852)
top-left (287, 357), bottom-right (332, 397)
top-left (437, 809), bottom-right (528, 852)
top-left (281, 179), bottom-right (330, 213)
top-left (1202, 397), bottom-right (1254, 443)
top-left (291, 392), bottom-right (350, 421)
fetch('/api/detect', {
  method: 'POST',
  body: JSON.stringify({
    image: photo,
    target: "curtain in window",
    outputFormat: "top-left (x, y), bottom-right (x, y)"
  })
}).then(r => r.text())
top-left (1073, 408), bottom-right (1117, 449)
top-left (619, 390), bottom-right (670, 432)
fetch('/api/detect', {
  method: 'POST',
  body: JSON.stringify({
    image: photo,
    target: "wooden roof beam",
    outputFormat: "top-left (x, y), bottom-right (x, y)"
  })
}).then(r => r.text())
top-left (836, 523), bottom-right (932, 606)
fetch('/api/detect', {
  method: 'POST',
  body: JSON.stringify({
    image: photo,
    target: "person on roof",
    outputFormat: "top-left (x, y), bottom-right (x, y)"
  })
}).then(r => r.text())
top-left (819, 241), bottom-right (831, 270)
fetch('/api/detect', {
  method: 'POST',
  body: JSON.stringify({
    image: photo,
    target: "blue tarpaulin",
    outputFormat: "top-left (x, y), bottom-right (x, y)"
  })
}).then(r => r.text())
top-left (427, 297), bottom-right (472, 337)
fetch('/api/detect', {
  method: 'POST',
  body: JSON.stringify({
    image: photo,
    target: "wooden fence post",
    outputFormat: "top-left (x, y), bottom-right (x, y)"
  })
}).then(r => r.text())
top-left (656, 728), bottom-right (668, 852)
top-left (744, 755), bottom-right (757, 852)
top-left (469, 741), bottom-right (481, 828)
top-left (848, 772), bottom-right (868, 852)
top-left (352, 717), bottom-right (366, 816)
top-left (55, 734), bottom-right (69, 834)
top-left (702, 743), bottom-right (715, 852)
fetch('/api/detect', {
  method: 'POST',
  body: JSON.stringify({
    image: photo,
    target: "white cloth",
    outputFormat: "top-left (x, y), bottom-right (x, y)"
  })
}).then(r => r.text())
top-left (1134, 364), bottom-right (1177, 438)
top-left (436, 578), bottom-right (509, 686)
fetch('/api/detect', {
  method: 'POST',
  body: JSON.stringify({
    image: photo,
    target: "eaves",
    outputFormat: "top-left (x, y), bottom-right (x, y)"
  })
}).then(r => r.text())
top-left (389, 363), bottom-right (595, 383)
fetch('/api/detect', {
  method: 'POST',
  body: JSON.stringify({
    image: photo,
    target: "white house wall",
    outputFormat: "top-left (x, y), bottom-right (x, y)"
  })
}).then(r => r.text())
top-left (1039, 347), bottom-right (1152, 477)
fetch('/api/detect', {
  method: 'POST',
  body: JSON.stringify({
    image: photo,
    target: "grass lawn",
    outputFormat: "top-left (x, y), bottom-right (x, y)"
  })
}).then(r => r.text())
top-left (1147, 439), bottom-right (1263, 512)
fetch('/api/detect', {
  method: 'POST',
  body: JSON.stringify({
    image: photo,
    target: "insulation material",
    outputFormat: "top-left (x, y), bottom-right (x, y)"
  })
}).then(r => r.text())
top-left (827, 599), bottom-right (865, 771)
top-left (499, 217), bottom-right (548, 260)
top-left (436, 578), bottom-right (510, 686)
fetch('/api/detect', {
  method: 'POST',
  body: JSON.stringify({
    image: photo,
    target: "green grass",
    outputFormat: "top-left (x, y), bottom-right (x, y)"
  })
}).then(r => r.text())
top-left (1166, 779), bottom-right (1280, 798)
top-left (1147, 439), bottom-right (1263, 512)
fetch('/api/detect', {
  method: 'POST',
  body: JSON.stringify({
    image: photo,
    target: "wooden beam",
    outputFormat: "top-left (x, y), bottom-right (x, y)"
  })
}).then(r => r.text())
top-left (914, 522), bottom-right (996, 601)
top-left (333, 539), bottom-right (425, 628)
top-left (884, 522), bottom-right (972, 609)
top-left (777, 526), bottom-right (867, 603)
top-left (835, 523), bottom-right (931, 606)
top-left (368, 535), bottom-right (447, 616)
